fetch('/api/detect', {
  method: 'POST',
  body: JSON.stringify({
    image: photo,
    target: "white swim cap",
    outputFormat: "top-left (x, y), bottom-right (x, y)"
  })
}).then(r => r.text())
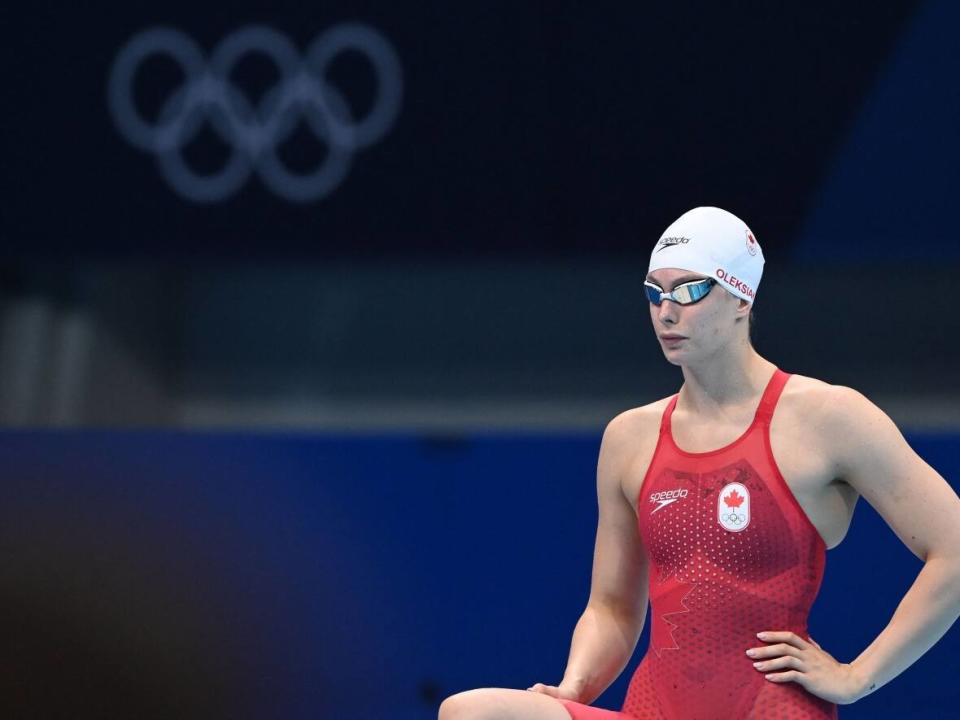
top-left (648, 206), bottom-right (764, 303)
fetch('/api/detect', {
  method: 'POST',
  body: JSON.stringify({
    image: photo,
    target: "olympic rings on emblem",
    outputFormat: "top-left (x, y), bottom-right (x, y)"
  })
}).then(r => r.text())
top-left (723, 513), bottom-right (744, 524)
top-left (107, 24), bottom-right (403, 203)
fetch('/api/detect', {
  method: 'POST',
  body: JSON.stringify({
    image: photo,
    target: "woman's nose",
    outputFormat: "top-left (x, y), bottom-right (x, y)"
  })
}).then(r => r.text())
top-left (658, 299), bottom-right (679, 323)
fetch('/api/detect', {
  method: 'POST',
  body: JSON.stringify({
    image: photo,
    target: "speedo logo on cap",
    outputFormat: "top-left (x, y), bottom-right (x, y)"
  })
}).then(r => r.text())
top-left (655, 236), bottom-right (690, 253)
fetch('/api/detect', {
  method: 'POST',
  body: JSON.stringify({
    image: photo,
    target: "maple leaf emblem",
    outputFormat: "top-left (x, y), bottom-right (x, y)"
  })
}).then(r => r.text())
top-left (723, 489), bottom-right (745, 508)
top-left (651, 572), bottom-right (695, 657)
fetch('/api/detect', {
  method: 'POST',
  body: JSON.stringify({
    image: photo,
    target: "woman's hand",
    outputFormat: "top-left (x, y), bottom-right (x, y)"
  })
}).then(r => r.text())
top-left (525, 681), bottom-right (581, 701)
top-left (746, 631), bottom-right (869, 705)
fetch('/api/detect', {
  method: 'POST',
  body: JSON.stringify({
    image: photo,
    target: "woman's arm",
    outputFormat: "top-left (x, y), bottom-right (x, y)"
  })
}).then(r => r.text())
top-left (829, 386), bottom-right (960, 700)
top-left (747, 386), bottom-right (960, 705)
top-left (528, 411), bottom-right (651, 704)
top-left (564, 412), bottom-right (650, 703)
top-left (559, 600), bottom-right (647, 704)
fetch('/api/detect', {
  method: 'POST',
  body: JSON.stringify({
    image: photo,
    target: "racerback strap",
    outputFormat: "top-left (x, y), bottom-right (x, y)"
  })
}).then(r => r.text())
top-left (754, 367), bottom-right (791, 425)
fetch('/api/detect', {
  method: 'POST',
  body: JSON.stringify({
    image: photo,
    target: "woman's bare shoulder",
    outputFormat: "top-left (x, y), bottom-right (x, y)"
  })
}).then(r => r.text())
top-left (600, 397), bottom-right (675, 507)
top-left (603, 395), bottom-right (674, 447)
top-left (780, 372), bottom-right (848, 415)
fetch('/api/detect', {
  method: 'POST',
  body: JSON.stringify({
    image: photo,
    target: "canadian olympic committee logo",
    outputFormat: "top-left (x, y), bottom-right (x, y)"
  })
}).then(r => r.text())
top-left (107, 24), bottom-right (403, 203)
top-left (718, 482), bottom-right (750, 531)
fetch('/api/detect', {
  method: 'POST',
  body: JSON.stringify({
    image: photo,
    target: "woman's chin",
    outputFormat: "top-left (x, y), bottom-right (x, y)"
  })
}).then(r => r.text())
top-left (662, 352), bottom-right (685, 366)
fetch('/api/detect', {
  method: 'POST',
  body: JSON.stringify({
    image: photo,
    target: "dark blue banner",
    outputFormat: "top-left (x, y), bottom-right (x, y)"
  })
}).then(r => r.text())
top-left (1, 1), bottom-right (921, 259)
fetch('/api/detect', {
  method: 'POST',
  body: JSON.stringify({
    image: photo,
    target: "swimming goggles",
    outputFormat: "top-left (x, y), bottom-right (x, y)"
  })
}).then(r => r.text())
top-left (644, 276), bottom-right (717, 306)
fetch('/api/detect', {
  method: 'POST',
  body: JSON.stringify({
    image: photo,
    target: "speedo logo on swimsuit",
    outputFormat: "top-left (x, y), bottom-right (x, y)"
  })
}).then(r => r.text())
top-left (649, 488), bottom-right (688, 513)
top-left (655, 236), bottom-right (690, 253)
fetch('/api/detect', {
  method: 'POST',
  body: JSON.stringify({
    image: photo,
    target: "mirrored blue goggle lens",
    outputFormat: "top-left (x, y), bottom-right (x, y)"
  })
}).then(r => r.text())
top-left (676, 279), bottom-right (713, 303)
top-left (645, 278), bottom-right (714, 305)
top-left (644, 284), bottom-right (663, 304)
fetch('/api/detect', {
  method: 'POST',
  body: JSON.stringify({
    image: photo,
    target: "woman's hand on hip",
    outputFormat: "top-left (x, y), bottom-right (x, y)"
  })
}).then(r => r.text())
top-left (746, 630), bottom-right (868, 705)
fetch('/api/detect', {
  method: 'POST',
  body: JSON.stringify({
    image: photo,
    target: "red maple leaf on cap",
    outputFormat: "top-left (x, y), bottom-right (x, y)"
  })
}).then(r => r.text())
top-left (723, 489), bottom-right (745, 508)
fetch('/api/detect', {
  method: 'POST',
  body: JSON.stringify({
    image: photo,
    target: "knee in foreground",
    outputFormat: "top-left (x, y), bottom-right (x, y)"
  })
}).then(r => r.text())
top-left (438, 690), bottom-right (474, 720)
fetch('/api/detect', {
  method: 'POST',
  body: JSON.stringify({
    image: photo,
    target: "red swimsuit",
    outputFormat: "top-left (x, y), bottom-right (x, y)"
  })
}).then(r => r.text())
top-left (559, 368), bottom-right (837, 720)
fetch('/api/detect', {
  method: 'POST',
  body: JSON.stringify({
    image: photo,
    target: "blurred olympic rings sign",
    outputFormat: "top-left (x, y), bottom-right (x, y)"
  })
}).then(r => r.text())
top-left (107, 25), bottom-right (403, 203)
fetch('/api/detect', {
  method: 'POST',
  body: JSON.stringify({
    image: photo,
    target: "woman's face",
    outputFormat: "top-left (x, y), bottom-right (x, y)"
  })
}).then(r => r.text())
top-left (646, 268), bottom-right (744, 364)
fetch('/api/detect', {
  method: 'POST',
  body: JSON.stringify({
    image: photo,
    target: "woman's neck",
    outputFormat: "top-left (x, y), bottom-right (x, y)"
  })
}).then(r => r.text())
top-left (677, 348), bottom-right (776, 417)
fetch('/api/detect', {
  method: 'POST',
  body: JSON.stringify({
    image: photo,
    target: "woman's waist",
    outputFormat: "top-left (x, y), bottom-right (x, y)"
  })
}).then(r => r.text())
top-left (649, 570), bottom-right (819, 618)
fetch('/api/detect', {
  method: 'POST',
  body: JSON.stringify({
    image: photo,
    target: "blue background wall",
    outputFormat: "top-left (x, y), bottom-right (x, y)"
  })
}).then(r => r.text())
top-left (1, 430), bottom-right (956, 718)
